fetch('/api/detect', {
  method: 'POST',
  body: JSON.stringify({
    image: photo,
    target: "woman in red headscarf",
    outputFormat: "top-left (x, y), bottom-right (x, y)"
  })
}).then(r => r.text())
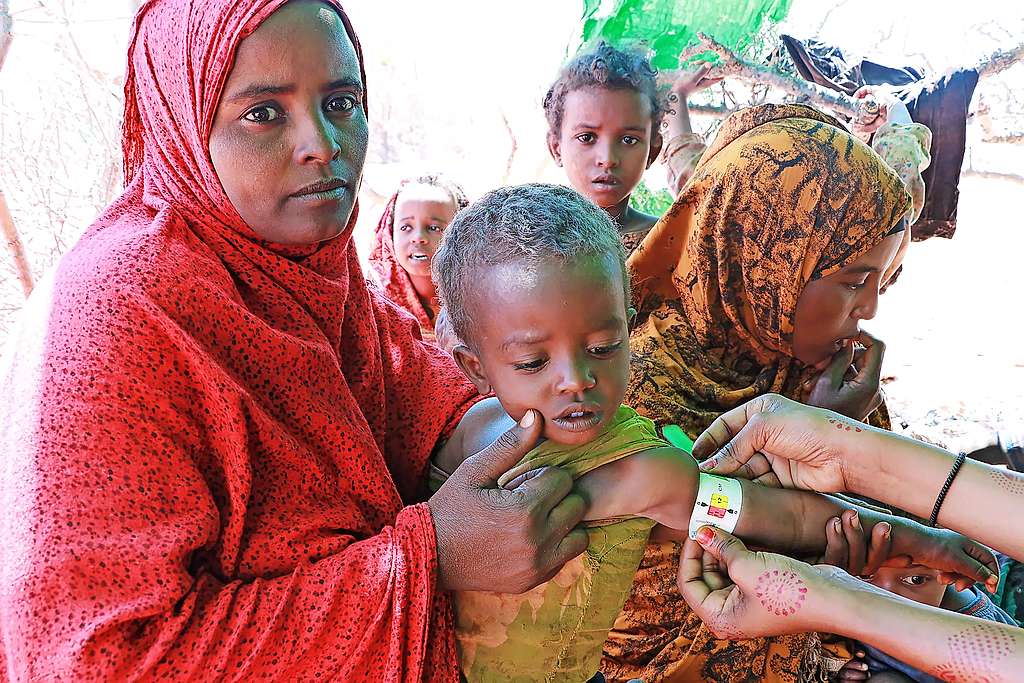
top-left (0, 2), bottom-right (587, 680)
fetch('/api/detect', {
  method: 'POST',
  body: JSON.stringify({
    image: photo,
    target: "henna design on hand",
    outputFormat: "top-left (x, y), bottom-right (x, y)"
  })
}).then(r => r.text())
top-left (931, 623), bottom-right (1015, 683)
top-left (827, 417), bottom-right (862, 433)
top-left (990, 469), bottom-right (1024, 496)
top-left (754, 569), bottom-right (807, 617)
top-left (704, 613), bottom-right (747, 641)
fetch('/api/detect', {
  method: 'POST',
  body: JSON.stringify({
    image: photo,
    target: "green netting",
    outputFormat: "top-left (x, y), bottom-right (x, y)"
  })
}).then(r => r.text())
top-left (579, 0), bottom-right (792, 69)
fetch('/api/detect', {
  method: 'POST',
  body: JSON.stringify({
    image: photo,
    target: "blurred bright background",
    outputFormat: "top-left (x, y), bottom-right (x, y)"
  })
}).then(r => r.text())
top-left (1, 0), bottom-right (1022, 448)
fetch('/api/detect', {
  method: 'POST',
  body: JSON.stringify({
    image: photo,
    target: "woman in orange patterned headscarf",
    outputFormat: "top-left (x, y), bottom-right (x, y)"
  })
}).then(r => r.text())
top-left (602, 104), bottom-right (911, 682)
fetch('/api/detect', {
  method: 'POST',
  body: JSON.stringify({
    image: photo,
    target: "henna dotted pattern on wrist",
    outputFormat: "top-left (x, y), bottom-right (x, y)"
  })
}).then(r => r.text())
top-left (827, 417), bottom-right (862, 433)
top-left (930, 623), bottom-right (1014, 683)
top-left (990, 468), bottom-right (1024, 496)
top-left (754, 569), bottom-right (807, 617)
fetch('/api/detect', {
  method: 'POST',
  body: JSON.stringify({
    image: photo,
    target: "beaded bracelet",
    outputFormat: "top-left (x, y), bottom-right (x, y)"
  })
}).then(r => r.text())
top-left (929, 452), bottom-right (966, 527)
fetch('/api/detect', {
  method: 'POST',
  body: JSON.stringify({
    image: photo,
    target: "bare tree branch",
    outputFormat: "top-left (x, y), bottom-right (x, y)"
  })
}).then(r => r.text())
top-left (499, 110), bottom-right (518, 184)
top-left (1, 0), bottom-right (12, 68)
top-left (0, 0), bottom-right (34, 297)
top-left (0, 190), bottom-right (34, 298)
top-left (977, 42), bottom-right (1024, 80)
top-left (667, 32), bottom-right (860, 116)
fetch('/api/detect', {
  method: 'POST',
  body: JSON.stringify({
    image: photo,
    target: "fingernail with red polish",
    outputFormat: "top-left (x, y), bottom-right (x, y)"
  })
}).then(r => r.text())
top-left (880, 522), bottom-right (891, 539)
top-left (699, 456), bottom-right (718, 471)
top-left (696, 526), bottom-right (715, 547)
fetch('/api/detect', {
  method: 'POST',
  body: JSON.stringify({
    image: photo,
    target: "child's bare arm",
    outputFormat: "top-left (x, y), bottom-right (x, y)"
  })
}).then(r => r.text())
top-left (573, 447), bottom-right (699, 524)
top-left (433, 397), bottom-right (515, 475)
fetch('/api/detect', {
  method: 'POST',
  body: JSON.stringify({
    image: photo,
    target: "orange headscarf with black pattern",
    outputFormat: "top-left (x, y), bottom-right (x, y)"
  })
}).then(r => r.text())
top-left (626, 103), bottom-right (911, 437)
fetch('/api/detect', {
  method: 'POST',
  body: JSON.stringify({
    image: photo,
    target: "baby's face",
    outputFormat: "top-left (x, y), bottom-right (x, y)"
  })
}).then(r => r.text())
top-left (865, 564), bottom-right (945, 607)
top-left (459, 254), bottom-right (631, 446)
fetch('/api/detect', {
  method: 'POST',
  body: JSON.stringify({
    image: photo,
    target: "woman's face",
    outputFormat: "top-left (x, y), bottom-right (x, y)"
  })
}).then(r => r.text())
top-left (209, 1), bottom-right (368, 244)
top-left (792, 233), bottom-right (903, 366)
top-left (392, 184), bottom-right (458, 280)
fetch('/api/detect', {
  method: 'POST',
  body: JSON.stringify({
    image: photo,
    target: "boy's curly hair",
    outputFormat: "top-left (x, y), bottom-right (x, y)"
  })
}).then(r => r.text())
top-left (543, 41), bottom-right (662, 138)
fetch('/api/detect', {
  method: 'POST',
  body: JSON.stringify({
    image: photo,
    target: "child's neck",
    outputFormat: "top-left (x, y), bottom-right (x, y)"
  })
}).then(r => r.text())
top-left (408, 272), bottom-right (439, 316)
top-left (605, 197), bottom-right (654, 236)
top-left (604, 196), bottom-right (631, 229)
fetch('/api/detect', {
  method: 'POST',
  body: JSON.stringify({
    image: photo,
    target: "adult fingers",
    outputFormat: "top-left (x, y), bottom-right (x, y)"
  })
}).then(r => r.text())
top-left (701, 539), bottom-right (733, 590)
top-left (851, 331), bottom-right (885, 388)
top-left (823, 516), bottom-right (849, 568)
top-left (862, 521), bottom-right (892, 577)
top-left (693, 525), bottom-right (752, 569)
top-left (694, 411), bottom-right (775, 477)
top-left (463, 409), bottom-right (544, 486)
top-left (545, 527), bottom-right (590, 575)
top-left (842, 510), bottom-right (867, 577)
top-left (816, 341), bottom-right (854, 385)
top-left (502, 467), bottom-right (544, 490)
top-left (678, 536), bottom-right (715, 605)
top-left (692, 395), bottom-right (775, 460)
top-left (545, 491), bottom-right (588, 540)
top-left (517, 465), bottom-right (574, 516)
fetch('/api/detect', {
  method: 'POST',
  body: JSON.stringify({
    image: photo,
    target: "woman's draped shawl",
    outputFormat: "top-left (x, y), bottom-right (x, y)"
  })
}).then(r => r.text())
top-left (0, 1), bottom-right (477, 680)
top-left (602, 104), bottom-right (910, 683)
top-left (456, 406), bottom-right (668, 682)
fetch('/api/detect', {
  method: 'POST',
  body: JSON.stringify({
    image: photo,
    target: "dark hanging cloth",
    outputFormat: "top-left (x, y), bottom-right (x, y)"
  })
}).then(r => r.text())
top-left (779, 35), bottom-right (979, 240)
top-left (901, 69), bottom-right (980, 240)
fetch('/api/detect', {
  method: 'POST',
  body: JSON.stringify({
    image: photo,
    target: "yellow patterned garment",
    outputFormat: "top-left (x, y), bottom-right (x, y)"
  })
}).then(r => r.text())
top-left (455, 406), bottom-right (670, 683)
top-left (604, 104), bottom-right (910, 683)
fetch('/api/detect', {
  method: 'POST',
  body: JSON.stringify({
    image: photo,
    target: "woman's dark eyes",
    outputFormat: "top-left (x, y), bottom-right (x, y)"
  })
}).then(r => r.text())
top-left (242, 94), bottom-right (356, 124)
top-left (576, 133), bottom-right (596, 144)
top-left (325, 94), bottom-right (357, 113)
top-left (243, 105), bottom-right (282, 123)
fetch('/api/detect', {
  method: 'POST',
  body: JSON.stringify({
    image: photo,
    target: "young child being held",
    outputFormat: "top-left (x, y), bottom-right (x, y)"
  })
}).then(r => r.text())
top-left (835, 562), bottom-right (1018, 682)
top-left (543, 42), bottom-right (664, 255)
top-left (367, 174), bottom-right (468, 343)
top-left (430, 183), bottom-right (999, 683)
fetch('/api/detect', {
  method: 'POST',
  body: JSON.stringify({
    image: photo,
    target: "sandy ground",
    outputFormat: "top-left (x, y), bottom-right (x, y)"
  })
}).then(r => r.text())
top-left (870, 174), bottom-right (1024, 451)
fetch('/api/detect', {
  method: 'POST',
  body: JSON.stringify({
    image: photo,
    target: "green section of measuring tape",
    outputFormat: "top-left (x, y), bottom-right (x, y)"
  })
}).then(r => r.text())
top-left (579, 0), bottom-right (792, 69)
top-left (662, 424), bottom-right (694, 453)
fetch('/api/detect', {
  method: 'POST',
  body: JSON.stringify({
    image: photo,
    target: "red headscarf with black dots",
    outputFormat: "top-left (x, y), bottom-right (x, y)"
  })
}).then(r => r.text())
top-left (0, 1), bottom-right (475, 679)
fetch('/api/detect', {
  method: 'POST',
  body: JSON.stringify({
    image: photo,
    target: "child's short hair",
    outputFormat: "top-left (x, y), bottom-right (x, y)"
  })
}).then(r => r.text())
top-left (542, 41), bottom-right (662, 138)
top-left (433, 183), bottom-right (628, 347)
top-left (391, 174), bottom-right (469, 228)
